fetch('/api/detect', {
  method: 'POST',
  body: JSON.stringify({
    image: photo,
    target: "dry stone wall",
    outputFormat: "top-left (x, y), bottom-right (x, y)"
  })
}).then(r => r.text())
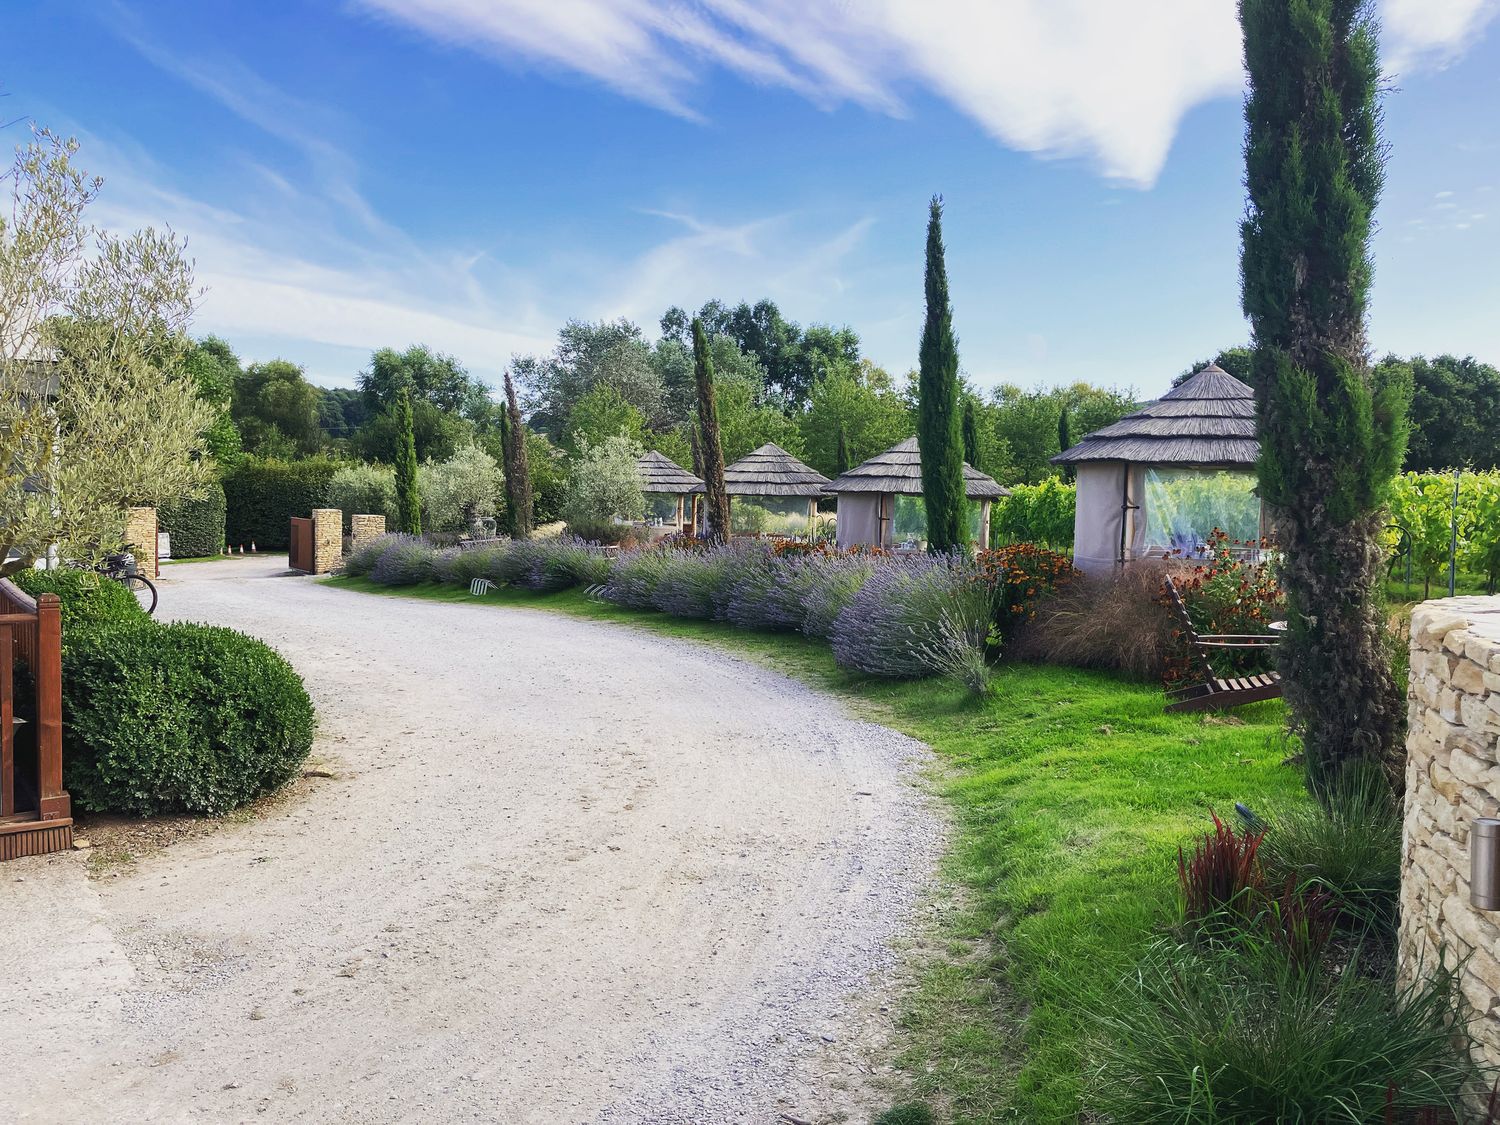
top-left (1402, 597), bottom-right (1500, 1078)
top-left (124, 506), bottom-right (158, 578)
top-left (351, 514), bottom-right (386, 551)
top-left (311, 508), bottom-right (343, 575)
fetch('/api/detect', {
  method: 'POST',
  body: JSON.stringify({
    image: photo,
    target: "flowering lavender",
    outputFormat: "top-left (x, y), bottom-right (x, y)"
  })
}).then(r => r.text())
top-left (830, 554), bottom-right (991, 680)
top-left (368, 535), bottom-right (440, 587)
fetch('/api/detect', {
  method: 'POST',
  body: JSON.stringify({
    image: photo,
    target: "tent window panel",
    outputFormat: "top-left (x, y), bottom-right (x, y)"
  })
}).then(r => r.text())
top-left (645, 493), bottom-right (679, 522)
top-left (731, 496), bottom-right (811, 536)
top-left (889, 496), bottom-right (986, 550)
top-left (1143, 468), bottom-right (1260, 555)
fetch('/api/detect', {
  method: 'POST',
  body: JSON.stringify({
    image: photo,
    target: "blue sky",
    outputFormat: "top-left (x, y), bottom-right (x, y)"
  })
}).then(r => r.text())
top-left (5, 0), bottom-right (1499, 398)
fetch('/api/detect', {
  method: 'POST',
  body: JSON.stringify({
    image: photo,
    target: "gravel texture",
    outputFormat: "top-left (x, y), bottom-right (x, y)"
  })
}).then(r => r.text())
top-left (1, 556), bottom-right (942, 1123)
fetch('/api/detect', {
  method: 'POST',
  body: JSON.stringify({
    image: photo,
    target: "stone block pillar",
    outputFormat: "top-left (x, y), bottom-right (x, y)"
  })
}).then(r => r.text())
top-left (1401, 597), bottom-right (1500, 1091)
top-left (311, 508), bottom-right (343, 575)
top-left (124, 506), bottom-right (158, 578)
top-left (351, 514), bottom-right (387, 551)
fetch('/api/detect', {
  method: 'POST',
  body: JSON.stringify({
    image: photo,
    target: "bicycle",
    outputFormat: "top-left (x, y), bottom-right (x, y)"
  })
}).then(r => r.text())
top-left (95, 551), bottom-right (158, 615)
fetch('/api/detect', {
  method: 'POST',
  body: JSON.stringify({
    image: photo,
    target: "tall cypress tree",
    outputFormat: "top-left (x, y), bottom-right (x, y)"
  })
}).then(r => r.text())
top-left (917, 196), bottom-right (967, 553)
top-left (693, 318), bottom-right (732, 544)
top-left (961, 400), bottom-right (981, 470)
top-left (393, 387), bottom-right (422, 535)
top-left (1241, 0), bottom-right (1410, 794)
top-left (501, 369), bottom-right (533, 539)
top-left (1057, 406), bottom-right (1073, 482)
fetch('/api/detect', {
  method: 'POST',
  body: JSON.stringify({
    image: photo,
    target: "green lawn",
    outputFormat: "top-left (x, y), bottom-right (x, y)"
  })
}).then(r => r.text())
top-left (324, 575), bottom-right (1307, 1122)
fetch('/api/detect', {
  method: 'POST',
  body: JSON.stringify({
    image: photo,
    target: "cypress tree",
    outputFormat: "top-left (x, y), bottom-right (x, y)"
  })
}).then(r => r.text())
top-left (501, 369), bottom-right (533, 539)
top-left (961, 400), bottom-right (981, 470)
top-left (836, 424), bottom-right (851, 475)
top-left (917, 196), bottom-right (967, 553)
top-left (1057, 406), bottom-right (1073, 482)
top-left (1241, 0), bottom-right (1411, 793)
top-left (693, 318), bottom-right (732, 544)
top-left (393, 387), bottom-right (422, 536)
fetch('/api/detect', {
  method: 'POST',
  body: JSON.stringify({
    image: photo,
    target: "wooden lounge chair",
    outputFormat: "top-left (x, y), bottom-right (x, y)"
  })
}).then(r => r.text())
top-left (1161, 575), bottom-right (1283, 713)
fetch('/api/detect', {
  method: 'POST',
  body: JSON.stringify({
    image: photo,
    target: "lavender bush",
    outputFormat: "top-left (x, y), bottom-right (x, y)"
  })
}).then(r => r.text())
top-left (344, 533), bottom-right (403, 577)
top-left (368, 535), bottom-right (440, 587)
top-left (831, 556), bottom-right (992, 682)
top-left (797, 552), bottom-right (880, 639)
top-left (597, 548), bottom-right (674, 609)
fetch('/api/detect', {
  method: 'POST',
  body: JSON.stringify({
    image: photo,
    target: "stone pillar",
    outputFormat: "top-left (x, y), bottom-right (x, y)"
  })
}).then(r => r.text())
top-left (311, 508), bottom-right (343, 575)
top-left (1401, 597), bottom-right (1500, 1091)
top-left (351, 514), bottom-right (387, 552)
top-left (124, 506), bottom-right (158, 578)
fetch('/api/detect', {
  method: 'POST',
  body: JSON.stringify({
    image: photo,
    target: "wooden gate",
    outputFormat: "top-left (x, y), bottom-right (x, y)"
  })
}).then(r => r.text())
top-left (289, 517), bottom-right (314, 573)
top-left (0, 579), bottom-right (71, 860)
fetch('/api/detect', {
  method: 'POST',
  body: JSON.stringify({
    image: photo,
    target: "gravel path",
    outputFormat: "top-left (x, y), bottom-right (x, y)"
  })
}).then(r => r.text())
top-left (1, 556), bottom-right (942, 1124)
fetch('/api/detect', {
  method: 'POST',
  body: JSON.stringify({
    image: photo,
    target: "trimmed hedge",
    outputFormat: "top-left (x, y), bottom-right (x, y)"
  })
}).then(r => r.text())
top-left (160, 481), bottom-right (227, 558)
top-left (61, 619), bottom-right (316, 815)
top-left (9, 568), bottom-right (148, 632)
top-left (223, 456), bottom-right (338, 550)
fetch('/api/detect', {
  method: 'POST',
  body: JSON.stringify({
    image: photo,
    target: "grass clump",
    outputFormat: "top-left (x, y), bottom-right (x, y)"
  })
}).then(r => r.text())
top-left (1084, 934), bottom-right (1472, 1123)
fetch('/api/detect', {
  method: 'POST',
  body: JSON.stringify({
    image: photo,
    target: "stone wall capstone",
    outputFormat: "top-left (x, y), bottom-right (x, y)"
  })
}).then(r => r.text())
top-left (1401, 597), bottom-right (1500, 1081)
top-left (311, 508), bottom-right (343, 576)
top-left (350, 514), bottom-right (386, 552)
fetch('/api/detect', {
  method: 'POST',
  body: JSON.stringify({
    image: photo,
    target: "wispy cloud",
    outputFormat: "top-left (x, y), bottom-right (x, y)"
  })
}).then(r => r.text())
top-left (1384, 0), bottom-right (1500, 71)
top-left (350, 0), bottom-right (1500, 189)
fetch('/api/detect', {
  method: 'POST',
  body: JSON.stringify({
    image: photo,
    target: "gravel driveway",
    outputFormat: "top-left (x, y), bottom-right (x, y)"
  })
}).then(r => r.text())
top-left (1, 556), bottom-right (941, 1124)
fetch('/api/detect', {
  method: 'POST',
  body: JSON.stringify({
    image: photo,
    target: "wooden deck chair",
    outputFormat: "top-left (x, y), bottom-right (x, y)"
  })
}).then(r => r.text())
top-left (1161, 575), bottom-right (1283, 713)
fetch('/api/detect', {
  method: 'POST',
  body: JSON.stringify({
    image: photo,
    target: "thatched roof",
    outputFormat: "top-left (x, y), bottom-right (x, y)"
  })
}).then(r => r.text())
top-left (825, 437), bottom-right (1009, 499)
top-left (637, 450), bottom-right (702, 495)
top-left (1052, 363), bottom-right (1258, 467)
top-left (691, 443), bottom-right (831, 498)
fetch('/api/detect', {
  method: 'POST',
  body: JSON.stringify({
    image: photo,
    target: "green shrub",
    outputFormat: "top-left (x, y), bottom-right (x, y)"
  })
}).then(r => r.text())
top-left (9, 568), bottom-right (148, 632)
top-left (61, 619), bottom-right (315, 815)
top-left (222, 456), bottom-right (338, 550)
top-left (326, 463), bottom-right (396, 533)
top-left (160, 480), bottom-right (227, 558)
top-left (1084, 935), bottom-right (1472, 1123)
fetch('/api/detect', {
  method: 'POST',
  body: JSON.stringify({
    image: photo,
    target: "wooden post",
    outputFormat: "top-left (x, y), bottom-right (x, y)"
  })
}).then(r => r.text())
top-left (33, 594), bottom-right (69, 823)
top-left (1, 626), bottom-right (12, 817)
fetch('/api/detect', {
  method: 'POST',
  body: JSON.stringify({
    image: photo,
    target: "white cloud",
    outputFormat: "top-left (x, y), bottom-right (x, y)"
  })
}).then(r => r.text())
top-left (1384, 0), bottom-right (1500, 71)
top-left (351, 0), bottom-right (1500, 189)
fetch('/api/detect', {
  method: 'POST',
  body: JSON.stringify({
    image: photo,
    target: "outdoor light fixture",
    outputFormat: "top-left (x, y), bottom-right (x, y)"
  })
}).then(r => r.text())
top-left (1472, 818), bottom-right (1500, 911)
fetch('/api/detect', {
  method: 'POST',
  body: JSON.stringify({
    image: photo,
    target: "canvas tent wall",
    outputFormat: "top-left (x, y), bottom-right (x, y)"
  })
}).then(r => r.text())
top-left (1053, 363), bottom-right (1261, 572)
top-left (825, 436), bottom-right (1009, 550)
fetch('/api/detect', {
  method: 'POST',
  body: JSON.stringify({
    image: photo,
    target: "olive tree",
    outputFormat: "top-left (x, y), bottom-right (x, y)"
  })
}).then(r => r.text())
top-left (1, 130), bottom-right (214, 577)
top-left (563, 433), bottom-right (645, 530)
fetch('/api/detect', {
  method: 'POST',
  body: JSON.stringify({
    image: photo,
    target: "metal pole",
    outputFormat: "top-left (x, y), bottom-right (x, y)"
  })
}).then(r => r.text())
top-left (1450, 469), bottom-right (1460, 598)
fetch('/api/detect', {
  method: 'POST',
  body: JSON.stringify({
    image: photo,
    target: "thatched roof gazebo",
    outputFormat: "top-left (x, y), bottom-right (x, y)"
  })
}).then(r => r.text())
top-left (825, 436), bottom-right (1008, 550)
top-left (636, 450), bottom-right (702, 534)
top-left (692, 443), bottom-right (832, 538)
top-left (1053, 362), bottom-right (1261, 571)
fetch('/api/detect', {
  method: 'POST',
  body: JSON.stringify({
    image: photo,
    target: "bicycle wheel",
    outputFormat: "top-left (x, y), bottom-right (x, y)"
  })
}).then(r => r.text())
top-left (121, 575), bottom-right (158, 616)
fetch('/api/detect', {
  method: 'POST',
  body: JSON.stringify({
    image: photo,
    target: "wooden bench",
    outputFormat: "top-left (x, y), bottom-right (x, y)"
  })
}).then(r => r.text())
top-left (1162, 575), bottom-right (1283, 713)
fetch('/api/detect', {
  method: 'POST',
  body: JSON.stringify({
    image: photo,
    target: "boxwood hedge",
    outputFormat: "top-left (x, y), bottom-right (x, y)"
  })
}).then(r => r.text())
top-left (61, 620), bottom-right (316, 816)
top-left (160, 480), bottom-right (227, 559)
top-left (222, 456), bottom-right (338, 551)
top-left (9, 567), bottom-right (148, 632)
